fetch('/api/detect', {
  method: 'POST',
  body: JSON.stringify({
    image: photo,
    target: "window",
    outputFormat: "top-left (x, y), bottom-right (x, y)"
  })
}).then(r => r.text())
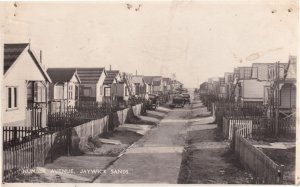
top-left (55, 85), bottom-right (64, 99)
top-left (68, 85), bottom-right (73, 99)
top-left (34, 82), bottom-right (46, 102)
top-left (7, 86), bottom-right (18, 109)
top-left (104, 87), bottom-right (111, 97)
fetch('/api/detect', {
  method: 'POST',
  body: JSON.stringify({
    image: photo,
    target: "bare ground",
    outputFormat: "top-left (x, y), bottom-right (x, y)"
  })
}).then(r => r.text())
top-left (178, 127), bottom-right (254, 184)
top-left (262, 147), bottom-right (295, 184)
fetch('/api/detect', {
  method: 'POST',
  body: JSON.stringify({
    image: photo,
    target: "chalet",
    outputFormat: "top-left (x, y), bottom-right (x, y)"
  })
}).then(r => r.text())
top-left (153, 77), bottom-right (163, 94)
top-left (267, 56), bottom-right (296, 116)
top-left (46, 68), bottom-right (81, 112)
top-left (132, 75), bottom-right (146, 97)
top-left (111, 72), bottom-right (131, 103)
top-left (103, 70), bottom-right (122, 103)
top-left (76, 68), bottom-right (107, 104)
top-left (207, 77), bottom-right (220, 97)
top-left (199, 82), bottom-right (208, 95)
top-left (143, 76), bottom-right (163, 94)
top-left (3, 43), bottom-right (51, 127)
top-left (232, 66), bottom-right (269, 104)
top-left (143, 76), bottom-right (154, 94)
top-left (162, 77), bottom-right (172, 92)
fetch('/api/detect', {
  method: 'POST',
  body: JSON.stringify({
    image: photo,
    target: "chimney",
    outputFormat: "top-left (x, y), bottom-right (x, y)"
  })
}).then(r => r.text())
top-left (110, 64), bottom-right (111, 71)
top-left (40, 50), bottom-right (42, 64)
top-left (136, 69), bottom-right (137, 76)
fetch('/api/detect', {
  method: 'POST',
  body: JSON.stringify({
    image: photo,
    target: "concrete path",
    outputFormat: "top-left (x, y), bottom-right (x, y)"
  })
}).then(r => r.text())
top-left (94, 105), bottom-right (191, 183)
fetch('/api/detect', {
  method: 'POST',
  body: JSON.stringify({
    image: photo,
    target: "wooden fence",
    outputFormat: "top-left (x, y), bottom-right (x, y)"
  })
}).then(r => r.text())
top-left (233, 127), bottom-right (284, 184)
top-left (222, 117), bottom-right (253, 140)
top-left (2, 103), bottom-right (145, 181)
top-left (222, 116), bottom-right (296, 139)
top-left (3, 130), bottom-right (52, 180)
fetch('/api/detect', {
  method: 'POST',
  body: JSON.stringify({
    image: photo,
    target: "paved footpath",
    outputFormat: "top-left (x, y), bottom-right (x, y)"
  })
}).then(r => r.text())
top-left (94, 105), bottom-right (191, 183)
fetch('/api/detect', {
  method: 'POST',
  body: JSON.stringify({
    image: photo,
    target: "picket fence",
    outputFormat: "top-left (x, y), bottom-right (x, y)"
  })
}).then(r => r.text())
top-left (222, 117), bottom-right (253, 140)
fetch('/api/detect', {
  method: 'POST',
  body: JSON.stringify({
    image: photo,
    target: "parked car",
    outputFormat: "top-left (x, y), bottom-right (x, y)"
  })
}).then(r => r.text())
top-left (146, 94), bottom-right (159, 110)
top-left (170, 94), bottom-right (185, 108)
top-left (182, 93), bottom-right (191, 104)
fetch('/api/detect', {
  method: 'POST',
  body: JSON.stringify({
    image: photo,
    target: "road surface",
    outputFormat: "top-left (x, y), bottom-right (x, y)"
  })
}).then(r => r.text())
top-left (94, 104), bottom-right (191, 183)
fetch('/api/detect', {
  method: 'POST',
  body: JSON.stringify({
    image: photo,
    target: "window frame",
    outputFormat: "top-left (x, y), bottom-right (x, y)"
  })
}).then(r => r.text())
top-left (104, 87), bottom-right (111, 97)
top-left (6, 86), bottom-right (18, 111)
top-left (68, 85), bottom-right (73, 99)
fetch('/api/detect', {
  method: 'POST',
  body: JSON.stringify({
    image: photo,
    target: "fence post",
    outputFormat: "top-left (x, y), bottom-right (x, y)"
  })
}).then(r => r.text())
top-left (278, 164), bottom-right (284, 184)
top-left (50, 133), bottom-right (53, 163)
top-left (231, 126), bottom-right (236, 151)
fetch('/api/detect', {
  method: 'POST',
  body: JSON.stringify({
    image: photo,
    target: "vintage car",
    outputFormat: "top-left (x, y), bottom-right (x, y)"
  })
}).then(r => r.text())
top-left (170, 94), bottom-right (185, 108)
top-left (182, 93), bottom-right (191, 104)
top-left (146, 94), bottom-right (159, 110)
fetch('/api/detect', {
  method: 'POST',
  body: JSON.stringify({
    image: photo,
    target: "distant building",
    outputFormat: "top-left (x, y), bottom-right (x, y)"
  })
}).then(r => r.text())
top-left (103, 70), bottom-right (121, 103)
top-left (132, 75), bottom-right (146, 97)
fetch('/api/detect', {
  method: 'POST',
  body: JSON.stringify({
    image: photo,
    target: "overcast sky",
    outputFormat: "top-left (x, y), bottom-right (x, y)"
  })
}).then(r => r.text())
top-left (1, 0), bottom-right (298, 88)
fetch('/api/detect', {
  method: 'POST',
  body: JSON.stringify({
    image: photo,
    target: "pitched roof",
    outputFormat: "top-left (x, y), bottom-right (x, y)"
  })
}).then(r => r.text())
top-left (75, 68), bottom-right (105, 84)
top-left (132, 75), bottom-right (144, 84)
top-left (163, 77), bottom-right (171, 84)
top-left (4, 43), bottom-right (52, 82)
top-left (286, 56), bottom-right (297, 80)
top-left (4, 43), bottom-right (29, 74)
top-left (47, 68), bottom-right (80, 83)
top-left (153, 81), bottom-right (161, 86)
top-left (104, 70), bottom-right (119, 85)
top-left (143, 76), bottom-right (154, 85)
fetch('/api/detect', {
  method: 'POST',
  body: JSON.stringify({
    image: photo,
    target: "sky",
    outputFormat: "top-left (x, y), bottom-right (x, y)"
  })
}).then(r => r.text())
top-left (1, 0), bottom-right (298, 88)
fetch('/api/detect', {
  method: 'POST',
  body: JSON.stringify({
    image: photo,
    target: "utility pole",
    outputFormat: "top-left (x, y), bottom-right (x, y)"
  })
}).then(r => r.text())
top-left (274, 61), bottom-right (280, 137)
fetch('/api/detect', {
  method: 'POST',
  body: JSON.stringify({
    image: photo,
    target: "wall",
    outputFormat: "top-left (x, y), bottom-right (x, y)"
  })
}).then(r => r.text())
top-left (96, 73), bottom-right (105, 103)
top-left (280, 84), bottom-right (296, 109)
top-left (3, 50), bottom-right (47, 126)
top-left (80, 83), bottom-right (96, 100)
top-left (242, 80), bottom-right (269, 102)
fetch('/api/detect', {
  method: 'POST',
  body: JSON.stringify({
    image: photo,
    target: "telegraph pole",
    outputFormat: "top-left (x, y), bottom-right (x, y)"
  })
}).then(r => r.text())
top-left (275, 61), bottom-right (280, 137)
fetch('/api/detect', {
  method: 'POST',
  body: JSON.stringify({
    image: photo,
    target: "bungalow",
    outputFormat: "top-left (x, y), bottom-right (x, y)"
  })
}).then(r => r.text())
top-left (46, 68), bottom-right (81, 112)
top-left (103, 70), bottom-right (121, 103)
top-left (132, 75), bottom-right (146, 97)
top-left (3, 43), bottom-right (52, 127)
top-left (143, 76), bottom-right (163, 94)
top-left (162, 77), bottom-right (172, 92)
top-left (199, 82), bottom-right (208, 95)
top-left (233, 66), bottom-right (269, 104)
top-left (76, 68), bottom-right (107, 104)
top-left (111, 72), bottom-right (131, 103)
top-left (173, 80), bottom-right (183, 90)
top-left (143, 76), bottom-right (154, 94)
top-left (267, 56), bottom-right (296, 116)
